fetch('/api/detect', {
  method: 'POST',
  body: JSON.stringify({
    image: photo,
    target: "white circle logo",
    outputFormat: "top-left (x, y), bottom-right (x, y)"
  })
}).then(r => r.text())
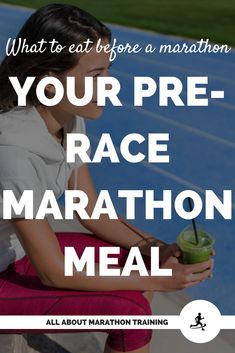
top-left (179, 300), bottom-right (221, 343)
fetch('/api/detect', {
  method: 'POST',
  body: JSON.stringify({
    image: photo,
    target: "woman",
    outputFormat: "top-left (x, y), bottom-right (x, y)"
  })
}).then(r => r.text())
top-left (0, 4), bottom-right (214, 353)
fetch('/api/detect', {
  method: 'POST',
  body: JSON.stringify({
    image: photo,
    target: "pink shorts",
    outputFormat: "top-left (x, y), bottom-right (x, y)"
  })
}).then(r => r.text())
top-left (0, 232), bottom-right (153, 352)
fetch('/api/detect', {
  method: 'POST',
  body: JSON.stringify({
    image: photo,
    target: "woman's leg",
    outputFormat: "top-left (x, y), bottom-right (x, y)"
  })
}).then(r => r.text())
top-left (0, 232), bottom-right (153, 352)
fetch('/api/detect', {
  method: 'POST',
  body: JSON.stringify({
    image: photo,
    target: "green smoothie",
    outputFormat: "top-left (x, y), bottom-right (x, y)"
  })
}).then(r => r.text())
top-left (177, 226), bottom-right (214, 264)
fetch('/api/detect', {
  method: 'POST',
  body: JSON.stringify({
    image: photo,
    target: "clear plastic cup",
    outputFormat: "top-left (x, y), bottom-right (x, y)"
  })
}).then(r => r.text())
top-left (177, 226), bottom-right (214, 264)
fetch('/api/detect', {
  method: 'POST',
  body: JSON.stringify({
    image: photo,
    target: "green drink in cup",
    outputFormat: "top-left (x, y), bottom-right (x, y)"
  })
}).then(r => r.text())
top-left (177, 225), bottom-right (215, 264)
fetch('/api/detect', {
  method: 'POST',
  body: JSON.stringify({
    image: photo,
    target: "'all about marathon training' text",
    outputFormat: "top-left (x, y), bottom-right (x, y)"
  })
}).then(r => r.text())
top-left (46, 318), bottom-right (168, 327)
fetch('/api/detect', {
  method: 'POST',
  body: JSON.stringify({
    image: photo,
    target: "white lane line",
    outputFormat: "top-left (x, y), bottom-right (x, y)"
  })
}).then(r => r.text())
top-left (0, 3), bottom-right (33, 12)
top-left (117, 54), bottom-right (235, 86)
top-left (88, 133), bottom-right (235, 210)
top-left (123, 102), bottom-right (235, 149)
top-left (211, 100), bottom-right (235, 111)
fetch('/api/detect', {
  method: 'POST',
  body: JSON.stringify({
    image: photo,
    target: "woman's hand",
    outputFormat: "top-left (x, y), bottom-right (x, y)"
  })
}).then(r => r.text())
top-left (151, 256), bottom-right (214, 292)
top-left (138, 239), bottom-right (181, 264)
top-left (158, 243), bottom-right (181, 265)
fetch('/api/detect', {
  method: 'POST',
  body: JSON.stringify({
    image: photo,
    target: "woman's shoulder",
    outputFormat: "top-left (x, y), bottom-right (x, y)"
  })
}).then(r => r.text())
top-left (0, 107), bottom-right (36, 175)
top-left (0, 107), bottom-right (38, 136)
top-left (0, 106), bottom-right (33, 119)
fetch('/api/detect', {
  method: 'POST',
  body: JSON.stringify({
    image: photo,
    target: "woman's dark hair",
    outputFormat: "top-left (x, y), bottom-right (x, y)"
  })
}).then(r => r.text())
top-left (0, 3), bottom-right (111, 110)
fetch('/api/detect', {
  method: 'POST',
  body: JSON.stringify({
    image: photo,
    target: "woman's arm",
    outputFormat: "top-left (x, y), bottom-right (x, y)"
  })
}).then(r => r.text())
top-left (10, 218), bottom-right (213, 292)
top-left (10, 218), bottom-right (150, 291)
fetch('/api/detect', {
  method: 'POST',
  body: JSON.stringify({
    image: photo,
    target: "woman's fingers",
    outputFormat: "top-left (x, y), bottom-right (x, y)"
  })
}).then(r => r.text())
top-left (189, 268), bottom-right (213, 282)
top-left (211, 248), bottom-right (216, 256)
top-left (183, 259), bottom-right (214, 273)
top-left (159, 244), bottom-right (181, 265)
top-left (169, 243), bottom-right (181, 257)
top-left (162, 255), bottom-right (179, 267)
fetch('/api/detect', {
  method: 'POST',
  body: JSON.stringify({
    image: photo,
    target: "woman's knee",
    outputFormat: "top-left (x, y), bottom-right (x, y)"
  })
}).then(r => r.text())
top-left (125, 292), bottom-right (152, 317)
